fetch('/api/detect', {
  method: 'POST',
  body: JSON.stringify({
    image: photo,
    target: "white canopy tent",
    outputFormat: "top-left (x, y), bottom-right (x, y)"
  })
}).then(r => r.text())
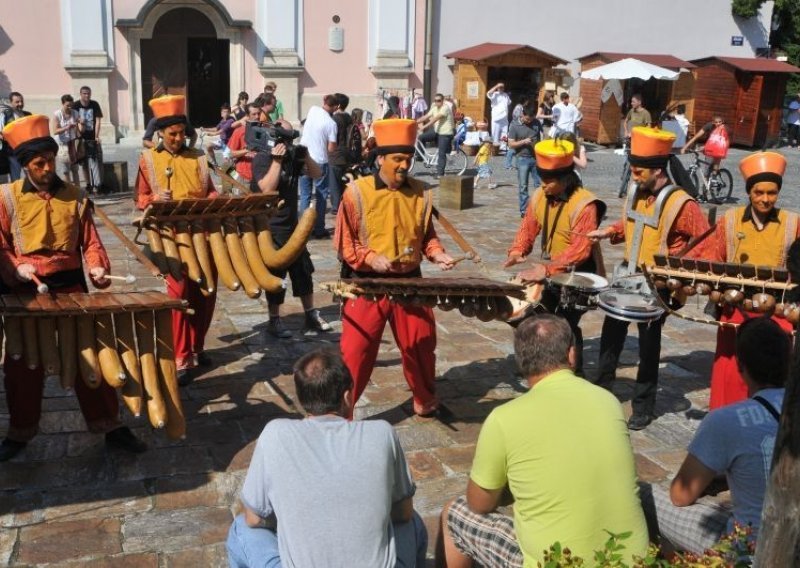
top-left (581, 57), bottom-right (680, 81)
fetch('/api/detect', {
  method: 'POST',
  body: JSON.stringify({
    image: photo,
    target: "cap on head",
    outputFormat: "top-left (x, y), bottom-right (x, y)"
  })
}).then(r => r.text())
top-left (373, 119), bottom-right (416, 155)
top-left (149, 95), bottom-right (188, 129)
top-left (535, 138), bottom-right (575, 177)
top-left (740, 151), bottom-right (786, 192)
top-left (2, 114), bottom-right (58, 165)
top-left (629, 126), bottom-right (675, 169)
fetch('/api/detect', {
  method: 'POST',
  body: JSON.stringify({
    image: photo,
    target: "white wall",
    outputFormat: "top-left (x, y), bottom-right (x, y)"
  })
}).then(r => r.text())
top-left (434, 0), bottom-right (775, 95)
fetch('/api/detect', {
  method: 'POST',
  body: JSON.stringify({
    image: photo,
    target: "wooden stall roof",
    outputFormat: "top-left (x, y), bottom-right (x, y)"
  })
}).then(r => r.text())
top-left (444, 43), bottom-right (568, 66)
top-left (689, 56), bottom-right (800, 73)
top-left (577, 52), bottom-right (696, 71)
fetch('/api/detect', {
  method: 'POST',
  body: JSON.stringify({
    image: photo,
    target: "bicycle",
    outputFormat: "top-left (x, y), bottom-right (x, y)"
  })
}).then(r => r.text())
top-left (686, 151), bottom-right (733, 204)
top-left (410, 137), bottom-right (468, 177)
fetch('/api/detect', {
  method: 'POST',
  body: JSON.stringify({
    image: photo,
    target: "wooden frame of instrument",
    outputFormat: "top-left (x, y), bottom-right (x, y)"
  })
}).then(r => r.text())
top-left (141, 194), bottom-right (282, 225)
top-left (1, 292), bottom-right (189, 317)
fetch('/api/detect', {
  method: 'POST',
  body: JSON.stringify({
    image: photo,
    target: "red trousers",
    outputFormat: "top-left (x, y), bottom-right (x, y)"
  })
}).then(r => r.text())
top-left (341, 296), bottom-right (438, 415)
top-left (710, 307), bottom-right (793, 410)
top-left (4, 283), bottom-right (120, 442)
top-left (166, 274), bottom-right (217, 370)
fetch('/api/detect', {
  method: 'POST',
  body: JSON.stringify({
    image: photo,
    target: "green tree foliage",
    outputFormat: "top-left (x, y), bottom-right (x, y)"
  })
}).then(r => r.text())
top-left (731, 1), bottom-right (800, 94)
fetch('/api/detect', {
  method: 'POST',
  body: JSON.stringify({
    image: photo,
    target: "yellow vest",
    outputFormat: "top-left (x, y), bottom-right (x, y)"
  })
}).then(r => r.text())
top-left (623, 187), bottom-right (692, 267)
top-left (724, 206), bottom-right (798, 267)
top-left (1, 180), bottom-right (86, 255)
top-left (530, 187), bottom-right (602, 258)
top-left (141, 147), bottom-right (210, 200)
top-left (349, 175), bottom-right (433, 268)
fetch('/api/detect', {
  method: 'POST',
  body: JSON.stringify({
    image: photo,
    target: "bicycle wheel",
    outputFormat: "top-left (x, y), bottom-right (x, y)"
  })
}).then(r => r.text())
top-left (708, 169), bottom-right (733, 204)
top-left (690, 171), bottom-right (704, 202)
top-left (618, 163), bottom-right (631, 198)
top-left (444, 150), bottom-right (468, 176)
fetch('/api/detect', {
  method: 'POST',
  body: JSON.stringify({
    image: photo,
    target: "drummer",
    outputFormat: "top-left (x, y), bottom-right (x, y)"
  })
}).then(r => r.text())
top-left (504, 137), bottom-right (606, 375)
top-left (0, 114), bottom-right (146, 461)
top-left (135, 95), bottom-right (217, 386)
top-left (696, 151), bottom-right (799, 410)
top-left (587, 126), bottom-right (709, 430)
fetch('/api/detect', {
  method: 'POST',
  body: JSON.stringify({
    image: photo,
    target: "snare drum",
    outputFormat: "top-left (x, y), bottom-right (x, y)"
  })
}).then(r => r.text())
top-left (548, 272), bottom-right (609, 311)
top-left (597, 288), bottom-right (665, 323)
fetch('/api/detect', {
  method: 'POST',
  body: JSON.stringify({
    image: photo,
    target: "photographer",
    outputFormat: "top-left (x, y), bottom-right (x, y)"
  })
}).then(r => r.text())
top-left (249, 119), bottom-right (332, 338)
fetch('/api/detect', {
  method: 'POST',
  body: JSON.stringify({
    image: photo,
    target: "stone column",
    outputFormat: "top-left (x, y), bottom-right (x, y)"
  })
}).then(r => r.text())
top-left (368, 0), bottom-right (415, 89)
top-left (256, 0), bottom-right (304, 123)
top-left (60, 0), bottom-right (115, 142)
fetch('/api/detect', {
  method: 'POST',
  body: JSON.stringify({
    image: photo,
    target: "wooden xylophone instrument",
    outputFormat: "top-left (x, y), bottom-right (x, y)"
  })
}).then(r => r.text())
top-left (322, 276), bottom-right (529, 322)
top-left (137, 195), bottom-right (316, 299)
top-left (646, 254), bottom-right (799, 323)
top-left (1, 291), bottom-right (188, 439)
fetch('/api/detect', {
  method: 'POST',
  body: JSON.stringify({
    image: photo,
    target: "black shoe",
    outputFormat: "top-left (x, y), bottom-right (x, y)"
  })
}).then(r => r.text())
top-left (627, 413), bottom-right (653, 431)
top-left (177, 368), bottom-right (194, 387)
top-left (0, 438), bottom-right (27, 462)
top-left (105, 427), bottom-right (147, 454)
top-left (196, 352), bottom-right (212, 367)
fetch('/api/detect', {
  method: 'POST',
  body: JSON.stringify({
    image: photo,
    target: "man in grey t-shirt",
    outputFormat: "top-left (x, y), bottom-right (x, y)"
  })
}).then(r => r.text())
top-left (226, 349), bottom-right (427, 568)
top-left (507, 105), bottom-right (543, 217)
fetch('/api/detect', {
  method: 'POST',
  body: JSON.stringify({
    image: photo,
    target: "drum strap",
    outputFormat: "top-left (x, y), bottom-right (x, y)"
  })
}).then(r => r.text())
top-left (541, 200), bottom-right (567, 260)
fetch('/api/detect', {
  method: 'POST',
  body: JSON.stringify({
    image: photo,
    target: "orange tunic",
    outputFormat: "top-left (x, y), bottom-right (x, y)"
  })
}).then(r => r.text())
top-left (0, 178), bottom-right (109, 286)
top-left (135, 146), bottom-right (216, 210)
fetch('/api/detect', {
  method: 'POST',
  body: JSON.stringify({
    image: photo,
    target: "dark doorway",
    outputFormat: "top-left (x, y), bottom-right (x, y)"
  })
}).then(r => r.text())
top-left (140, 8), bottom-right (229, 128)
top-left (488, 66), bottom-right (541, 117)
top-left (187, 38), bottom-right (230, 127)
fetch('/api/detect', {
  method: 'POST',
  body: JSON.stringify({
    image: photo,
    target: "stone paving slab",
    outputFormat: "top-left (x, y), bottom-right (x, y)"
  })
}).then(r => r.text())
top-left (2, 143), bottom-right (788, 565)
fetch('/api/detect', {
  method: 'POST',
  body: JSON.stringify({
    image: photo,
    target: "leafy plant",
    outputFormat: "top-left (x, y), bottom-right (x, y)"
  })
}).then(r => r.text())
top-left (538, 524), bottom-right (755, 568)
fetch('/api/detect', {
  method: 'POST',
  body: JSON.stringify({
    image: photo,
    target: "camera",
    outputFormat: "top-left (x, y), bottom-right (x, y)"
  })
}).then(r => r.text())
top-left (245, 121), bottom-right (307, 176)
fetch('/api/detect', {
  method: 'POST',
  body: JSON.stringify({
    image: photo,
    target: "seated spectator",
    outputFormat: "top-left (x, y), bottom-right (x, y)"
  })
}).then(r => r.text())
top-left (227, 348), bottom-right (427, 568)
top-left (641, 316), bottom-right (788, 555)
top-left (201, 104), bottom-right (235, 164)
top-left (232, 91), bottom-right (249, 121)
top-left (438, 314), bottom-right (648, 567)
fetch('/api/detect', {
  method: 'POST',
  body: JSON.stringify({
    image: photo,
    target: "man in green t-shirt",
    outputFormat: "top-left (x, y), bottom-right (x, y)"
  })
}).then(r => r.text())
top-left (623, 94), bottom-right (652, 139)
top-left (437, 314), bottom-right (648, 567)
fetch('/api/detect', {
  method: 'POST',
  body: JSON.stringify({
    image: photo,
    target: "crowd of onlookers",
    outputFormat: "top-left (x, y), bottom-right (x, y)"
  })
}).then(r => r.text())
top-left (0, 86), bottom-right (104, 192)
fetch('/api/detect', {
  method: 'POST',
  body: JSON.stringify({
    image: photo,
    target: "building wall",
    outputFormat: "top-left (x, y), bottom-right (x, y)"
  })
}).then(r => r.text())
top-left (434, 0), bottom-right (775, 97)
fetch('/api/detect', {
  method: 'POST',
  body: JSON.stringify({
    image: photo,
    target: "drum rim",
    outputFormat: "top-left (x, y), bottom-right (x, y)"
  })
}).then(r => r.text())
top-left (597, 292), bottom-right (665, 320)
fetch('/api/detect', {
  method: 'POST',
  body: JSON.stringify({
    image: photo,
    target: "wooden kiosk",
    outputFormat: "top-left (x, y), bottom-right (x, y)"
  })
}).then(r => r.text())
top-left (444, 43), bottom-right (568, 122)
top-left (578, 52), bottom-right (696, 145)
top-left (690, 56), bottom-right (800, 148)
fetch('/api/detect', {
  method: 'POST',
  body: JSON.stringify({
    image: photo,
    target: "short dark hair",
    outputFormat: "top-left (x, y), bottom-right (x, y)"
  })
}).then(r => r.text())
top-left (323, 94), bottom-right (337, 108)
top-left (221, 104), bottom-right (231, 111)
top-left (259, 93), bottom-right (276, 107)
top-left (521, 104), bottom-right (538, 117)
top-left (736, 317), bottom-right (790, 388)
top-left (80, 86), bottom-right (91, 94)
top-left (514, 314), bottom-right (574, 378)
top-left (293, 349), bottom-right (354, 415)
top-left (676, 104), bottom-right (686, 114)
top-left (237, 91), bottom-right (249, 102)
top-left (560, 92), bottom-right (570, 101)
top-left (631, 94), bottom-right (642, 102)
top-left (9, 91), bottom-right (22, 101)
top-left (61, 94), bottom-right (74, 104)
top-left (333, 92), bottom-right (350, 111)
top-left (246, 102), bottom-right (262, 115)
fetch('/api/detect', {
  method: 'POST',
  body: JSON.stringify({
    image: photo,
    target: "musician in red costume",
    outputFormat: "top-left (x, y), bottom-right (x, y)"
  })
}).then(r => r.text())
top-left (0, 114), bottom-right (145, 461)
top-left (335, 118), bottom-right (454, 417)
top-left (698, 151), bottom-right (799, 409)
top-left (135, 95), bottom-right (217, 385)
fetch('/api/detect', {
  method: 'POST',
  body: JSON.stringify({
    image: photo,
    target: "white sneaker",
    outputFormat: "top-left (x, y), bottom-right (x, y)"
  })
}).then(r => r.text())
top-left (487, 183), bottom-right (497, 189)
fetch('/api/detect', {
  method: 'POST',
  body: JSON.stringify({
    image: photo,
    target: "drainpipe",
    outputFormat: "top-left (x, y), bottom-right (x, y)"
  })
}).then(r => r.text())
top-left (423, 0), bottom-right (434, 102)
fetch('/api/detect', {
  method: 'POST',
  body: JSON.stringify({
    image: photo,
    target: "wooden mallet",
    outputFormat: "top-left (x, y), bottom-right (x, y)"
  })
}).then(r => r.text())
top-left (105, 274), bottom-right (137, 284)
top-left (30, 274), bottom-right (49, 294)
top-left (389, 246), bottom-right (414, 263)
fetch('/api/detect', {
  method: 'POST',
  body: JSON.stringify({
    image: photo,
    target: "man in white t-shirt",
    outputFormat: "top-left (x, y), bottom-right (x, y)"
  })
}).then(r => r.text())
top-left (299, 95), bottom-right (338, 238)
top-left (486, 83), bottom-right (511, 152)
top-left (552, 92), bottom-right (582, 137)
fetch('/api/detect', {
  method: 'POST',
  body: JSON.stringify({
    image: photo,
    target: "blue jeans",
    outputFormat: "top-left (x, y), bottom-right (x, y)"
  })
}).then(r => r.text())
top-left (299, 163), bottom-right (330, 236)
top-left (516, 155), bottom-right (541, 216)
top-left (504, 147), bottom-right (516, 169)
top-left (226, 512), bottom-right (428, 568)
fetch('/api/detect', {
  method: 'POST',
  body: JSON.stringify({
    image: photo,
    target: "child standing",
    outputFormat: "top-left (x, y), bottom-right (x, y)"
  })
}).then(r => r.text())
top-left (474, 136), bottom-right (496, 189)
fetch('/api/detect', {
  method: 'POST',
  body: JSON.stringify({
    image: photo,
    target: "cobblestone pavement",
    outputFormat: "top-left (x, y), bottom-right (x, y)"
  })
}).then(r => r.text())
top-left (1, 144), bottom-right (797, 566)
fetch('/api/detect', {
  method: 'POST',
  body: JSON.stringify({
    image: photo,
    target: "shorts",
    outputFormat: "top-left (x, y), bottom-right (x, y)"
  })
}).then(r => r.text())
top-left (477, 163), bottom-right (493, 178)
top-left (446, 496), bottom-right (523, 568)
top-left (265, 230), bottom-right (315, 305)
